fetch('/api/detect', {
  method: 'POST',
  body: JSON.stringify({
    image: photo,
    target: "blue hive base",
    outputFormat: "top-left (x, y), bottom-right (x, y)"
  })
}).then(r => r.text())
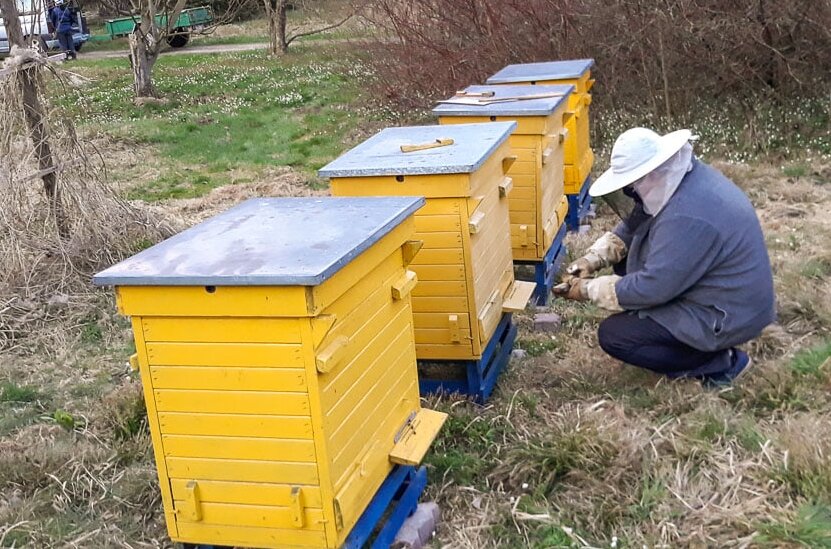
top-left (514, 223), bottom-right (568, 306)
top-left (343, 465), bottom-right (427, 549)
top-left (566, 175), bottom-right (593, 231)
top-left (181, 466), bottom-right (428, 549)
top-left (418, 313), bottom-right (517, 403)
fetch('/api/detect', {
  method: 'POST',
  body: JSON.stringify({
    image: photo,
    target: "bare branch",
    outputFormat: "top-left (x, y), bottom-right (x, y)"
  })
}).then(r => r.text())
top-left (285, 12), bottom-right (354, 47)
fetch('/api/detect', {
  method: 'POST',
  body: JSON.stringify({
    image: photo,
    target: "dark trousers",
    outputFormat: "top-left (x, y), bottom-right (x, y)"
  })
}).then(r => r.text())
top-left (598, 312), bottom-right (733, 378)
top-left (57, 31), bottom-right (76, 58)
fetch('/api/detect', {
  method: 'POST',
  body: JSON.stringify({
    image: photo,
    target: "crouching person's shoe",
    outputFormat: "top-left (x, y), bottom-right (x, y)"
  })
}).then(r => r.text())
top-left (701, 349), bottom-right (753, 388)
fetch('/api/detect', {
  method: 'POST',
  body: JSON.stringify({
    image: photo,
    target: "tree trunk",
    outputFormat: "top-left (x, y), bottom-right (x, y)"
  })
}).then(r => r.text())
top-left (276, 0), bottom-right (288, 53)
top-left (0, 0), bottom-right (68, 237)
top-left (128, 12), bottom-right (161, 99)
top-left (264, 0), bottom-right (279, 55)
top-left (265, 1), bottom-right (354, 55)
top-left (657, 30), bottom-right (672, 121)
top-left (129, 33), bottom-right (159, 97)
top-left (756, 0), bottom-right (779, 90)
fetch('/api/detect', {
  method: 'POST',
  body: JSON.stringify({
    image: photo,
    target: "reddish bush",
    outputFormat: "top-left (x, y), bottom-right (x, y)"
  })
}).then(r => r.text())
top-left (357, 0), bottom-right (831, 114)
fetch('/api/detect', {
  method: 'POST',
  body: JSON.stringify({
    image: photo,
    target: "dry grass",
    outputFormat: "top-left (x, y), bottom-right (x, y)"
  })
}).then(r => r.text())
top-left (0, 57), bottom-right (176, 355)
top-left (421, 159), bottom-right (831, 548)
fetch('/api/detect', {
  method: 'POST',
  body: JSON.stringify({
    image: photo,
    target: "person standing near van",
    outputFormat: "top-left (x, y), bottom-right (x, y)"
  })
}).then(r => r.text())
top-left (49, 0), bottom-right (76, 60)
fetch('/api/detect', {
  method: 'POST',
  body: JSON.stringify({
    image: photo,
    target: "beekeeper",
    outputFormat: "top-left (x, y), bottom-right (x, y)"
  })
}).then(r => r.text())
top-left (554, 128), bottom-right (775, 385)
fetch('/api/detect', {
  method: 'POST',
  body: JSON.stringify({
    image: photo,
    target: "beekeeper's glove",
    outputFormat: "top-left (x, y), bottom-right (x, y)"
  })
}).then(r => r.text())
top-left (555, 274), bottom-right (624, 312)
top-left (585, 275), bottom-right (624, 311)
top-left (566, 232), bottom-right (628, 278)
top-left (553, 275), bottom-right (589, 301)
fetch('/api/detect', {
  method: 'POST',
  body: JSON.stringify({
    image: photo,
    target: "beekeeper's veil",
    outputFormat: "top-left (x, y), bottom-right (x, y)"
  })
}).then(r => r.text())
top-left (590, 128), bottom-right (695, 219)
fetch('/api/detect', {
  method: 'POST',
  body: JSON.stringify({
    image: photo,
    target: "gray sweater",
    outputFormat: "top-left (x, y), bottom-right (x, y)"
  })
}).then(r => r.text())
top-left (614, 159), bottom-right (775, 352)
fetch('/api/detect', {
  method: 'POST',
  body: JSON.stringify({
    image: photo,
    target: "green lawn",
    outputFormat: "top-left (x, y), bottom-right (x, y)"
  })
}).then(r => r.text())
top-left (61, 46), bottom-right (374, 199)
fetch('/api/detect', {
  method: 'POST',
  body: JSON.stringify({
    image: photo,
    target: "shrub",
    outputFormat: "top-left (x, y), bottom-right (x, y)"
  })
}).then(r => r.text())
top-left (358, 0), bottom-right (831, 118)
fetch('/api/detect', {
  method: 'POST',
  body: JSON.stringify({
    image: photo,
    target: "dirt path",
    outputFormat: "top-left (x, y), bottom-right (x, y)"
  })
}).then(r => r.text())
top-left (81, 41), bottom-right (270, 60)
top-left (79, 36), bottom-right (361, 60)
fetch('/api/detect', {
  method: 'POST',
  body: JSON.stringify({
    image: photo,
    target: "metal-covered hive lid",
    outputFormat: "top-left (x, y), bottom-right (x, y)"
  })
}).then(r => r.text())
top-left (317, 122), bottom-right (516, 178)
top-left (486, 59), bottom-right (595, 84)
top-left (432, 84), bottom-right (575, 117)
top-left (93, 196), bottom-right (425, 286)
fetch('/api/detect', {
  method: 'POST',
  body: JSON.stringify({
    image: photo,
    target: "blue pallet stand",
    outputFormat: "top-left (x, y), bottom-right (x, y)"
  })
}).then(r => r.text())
top-left (514, 223), bottom-right (568, 306)
top-left (566, 175), bottom-right (593, 231)
top-left (343, 465), bottom-right (428, 549)
top-left (181, 466), bottom-right (428, 549)
top-left (419, 313), bottom-right (517, 403)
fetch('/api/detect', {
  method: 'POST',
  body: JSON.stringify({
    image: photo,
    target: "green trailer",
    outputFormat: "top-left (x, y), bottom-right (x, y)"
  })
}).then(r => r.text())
top-left (103, 6), bottom-right (213, 48)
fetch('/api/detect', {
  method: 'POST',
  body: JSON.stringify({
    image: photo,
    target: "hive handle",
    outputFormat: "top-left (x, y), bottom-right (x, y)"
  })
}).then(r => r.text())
top-left (175, 480), bottom-right (202, 522)
top-left (502, 155), bottom-right (517, 173)
top-left (316, 335), bottom-right (349, 374)
top-left (499, 177), bottom-right (513, 198)
top-left (448, 314), bottom-right (461, 343)
top-left (392, 271), bottom-right (418, 300)
top-left (468, 211), bottom-right (485, 234)
top-left (128, 353), bottom-right (140, 373)
top-left (290, 486), bottom-right (305, 528)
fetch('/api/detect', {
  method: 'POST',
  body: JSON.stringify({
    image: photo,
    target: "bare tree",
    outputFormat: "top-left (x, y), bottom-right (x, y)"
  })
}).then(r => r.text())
top-left (262, 0), bottom-right (355, 55)
top-left (98, 0), bottom-right (249, 99)
top-left (0, 0), bottom-right (67, 235)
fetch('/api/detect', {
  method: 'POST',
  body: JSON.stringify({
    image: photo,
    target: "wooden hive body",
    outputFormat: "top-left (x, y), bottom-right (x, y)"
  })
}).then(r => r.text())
top-left (487, 59), bottom-right (595, 194)
top-left (94, 197), bottom-right (446, 549)
top-left (434, 85), bottom-right (573, 261)
top-left (320, 123), bottom-right (534, 361)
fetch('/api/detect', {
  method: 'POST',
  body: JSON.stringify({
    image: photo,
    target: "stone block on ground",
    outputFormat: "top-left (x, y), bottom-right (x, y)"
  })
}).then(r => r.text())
top-left (392, 502), bottom-right (440, 549)
top-left (534, 312), bottom-right (562, 333)
top-left (511, 349), bottom-right (528, 360)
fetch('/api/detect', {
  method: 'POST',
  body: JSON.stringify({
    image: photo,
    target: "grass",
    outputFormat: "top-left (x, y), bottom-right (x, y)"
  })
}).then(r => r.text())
top-left (757, 504), bottom-right (831, 547)
top-left (515, 335), bottom-right (562, 357)
top-left (790, 339), bottom-right (831, 378)
top-left (0, 381), bottom-right (41, 403)
top-left (60, 46), bottom-right (373, 200)
top-left (424, 406), bottom-right (506, 487)
top-left (783, 162), bottom-right (810, 178)
top-left (591, 96), bottom-right (831, 167)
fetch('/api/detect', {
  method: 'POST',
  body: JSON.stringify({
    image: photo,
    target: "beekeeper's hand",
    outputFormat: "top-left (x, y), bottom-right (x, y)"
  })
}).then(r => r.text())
top-left (555, 274), bottom-right (624, 311)
top-left (553, 275), bottom-right (589, 302)
top-left (585, 275), bottom-right (624, 311)
top-left (566, 232), bottom-right (628, 278)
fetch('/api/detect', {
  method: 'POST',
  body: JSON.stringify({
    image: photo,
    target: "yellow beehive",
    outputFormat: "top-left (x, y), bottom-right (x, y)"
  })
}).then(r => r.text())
top-left (487, 59), bottom-right (595, 194)
top-left (320, 123), bottom-right (536, 361)
top-left (433, 85), bottom-right (574, 261)
top-left (93, 197), bottom-right (447, 549)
